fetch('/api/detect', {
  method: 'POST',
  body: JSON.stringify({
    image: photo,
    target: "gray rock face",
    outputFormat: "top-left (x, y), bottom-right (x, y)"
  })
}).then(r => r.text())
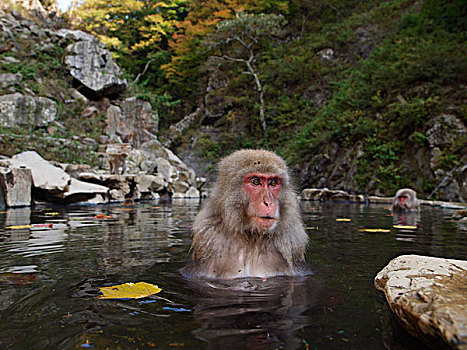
top-left (426, 115), bottom-right (467, 149)
top-left (9, 151), bottom-right (70, 192)
top-left (375, 255), bottom-right (467, 350)
top-left (107, 97), bottom-right (158, 147)
top-left (0, 93), bottom-right (56, 128)
top-left (0, 73), bottom-right (21, 88)
top-left (54, 29), bottom-right (95, 43)
top-left (65, 39), bottom-right (127, 98)
top-left (0, 167), bottom-right (32, 207)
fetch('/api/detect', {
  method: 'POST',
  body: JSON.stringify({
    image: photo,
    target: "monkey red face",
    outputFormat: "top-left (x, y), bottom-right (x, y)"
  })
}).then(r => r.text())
top-left (243, 173), bottom-right (282, 230)
top-left (398, 195), bottom-right (408, 205)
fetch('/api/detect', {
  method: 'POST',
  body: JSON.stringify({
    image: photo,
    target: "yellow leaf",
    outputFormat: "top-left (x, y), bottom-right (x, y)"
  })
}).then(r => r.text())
top-left (393, 225), bottom-right (417, 229)
top-left (44, 212), bottom-right (60, 216)
top-left (6, 225), bottom-right (33, 229)
top-left (360, 228), bottom-right (391, 233)
top-left (336, 218), bottom-right (351, 222)
top-left (98, 282), bottom-right (162, 299)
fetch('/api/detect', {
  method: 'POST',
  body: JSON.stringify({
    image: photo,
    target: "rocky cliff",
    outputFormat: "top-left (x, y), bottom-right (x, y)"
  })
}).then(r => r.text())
top-left (0, 1), bottom-right (203, 207)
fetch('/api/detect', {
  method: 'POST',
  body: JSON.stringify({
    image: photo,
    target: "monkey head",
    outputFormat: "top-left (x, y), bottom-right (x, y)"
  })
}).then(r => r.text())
top-left (211, 149), bottom-right (295, 235)
top-left (391, 188), bottom-right (420, 211)
top-left (184, 149), bottom-right (309, 279)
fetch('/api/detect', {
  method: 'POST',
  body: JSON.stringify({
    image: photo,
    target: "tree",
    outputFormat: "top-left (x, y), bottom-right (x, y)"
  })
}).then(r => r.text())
top-left (204, 12), bottom-right (286, 134)
top-left (72, 0), bottom-right (187, 84)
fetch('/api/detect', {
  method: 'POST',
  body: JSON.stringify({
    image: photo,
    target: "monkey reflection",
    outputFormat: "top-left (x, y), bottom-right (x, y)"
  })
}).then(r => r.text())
top-left (391, 189), bottom-right (420, 212)
top-left (186, 277), bottom-right (340, 350)
top-left (182, 149), bottom-right (309, 279)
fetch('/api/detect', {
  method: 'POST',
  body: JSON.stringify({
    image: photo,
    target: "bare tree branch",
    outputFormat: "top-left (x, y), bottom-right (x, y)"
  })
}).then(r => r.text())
top-left (130, 59), bottom-right (155, 86)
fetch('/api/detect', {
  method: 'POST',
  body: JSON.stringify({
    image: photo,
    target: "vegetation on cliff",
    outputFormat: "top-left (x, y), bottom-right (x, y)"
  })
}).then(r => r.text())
top-left (1, 0), bottom-right (465, 199)
top-left (70, 0), bottom-right (466, 197)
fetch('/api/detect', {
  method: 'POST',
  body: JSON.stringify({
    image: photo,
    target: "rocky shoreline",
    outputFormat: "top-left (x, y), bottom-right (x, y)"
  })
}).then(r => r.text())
top-left (375, 255), bottom-right (467, 350)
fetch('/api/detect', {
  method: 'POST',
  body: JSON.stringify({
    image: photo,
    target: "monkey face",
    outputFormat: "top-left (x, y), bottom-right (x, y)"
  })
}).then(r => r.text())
top-left (397, 195), bottom-right (408, 207)
top-left (243, 173), bottom-right (282, 230)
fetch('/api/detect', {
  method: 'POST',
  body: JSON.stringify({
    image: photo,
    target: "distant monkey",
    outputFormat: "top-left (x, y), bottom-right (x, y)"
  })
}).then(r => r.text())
top-left (391, 188), bottom-right (420, 211)
top-left (108, 153), bottom-right (127, 175)
top-left (182, 149), bottom-right (309, 279)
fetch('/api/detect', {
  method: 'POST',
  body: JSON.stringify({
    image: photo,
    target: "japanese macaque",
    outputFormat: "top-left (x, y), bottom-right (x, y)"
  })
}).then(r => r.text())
top-left (108, 153), bottom-right (127, 175)
top-left (181, 149), bottom-right (309, 279)
top-left (391, 188), bottom-right (420, 211)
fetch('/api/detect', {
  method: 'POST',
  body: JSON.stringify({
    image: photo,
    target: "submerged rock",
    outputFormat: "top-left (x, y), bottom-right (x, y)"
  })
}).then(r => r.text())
top-left (375, 255), bottom-right (467, 349)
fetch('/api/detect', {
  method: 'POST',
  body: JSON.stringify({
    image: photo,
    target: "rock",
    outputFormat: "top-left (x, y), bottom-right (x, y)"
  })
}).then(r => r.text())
top-left (169, 107), bottom-right (202, 140)
top-left (106, 98), bottom-right (158, 147)
top-left (301, 188), bottom-right (367, 203)
top-left (426, 115), bottom-right (466, 149)
top-left (120, 97), bottom-right (158, 137)
top-left (318, 48), bottom-right (335, 60)
top-left (196, 177), bottom-right (206, 190)
top-left (368, 196), bottom-right (393, 204)
top-left (58, 178), bottom-right (109, 204)
top-left (54, 29), bottom-right (95, 43)
top-left (0, 167), bottom-right (32, 207)
top-left (9, 151), bottom-right (70, 192)
top-left (109, 188), bottom-right (125, 202)
top-left (65, 39), bottom-right (127, 99)
top-left (301, 188), bottom-right (324, 201)
top-left (135, 174), bottom-right (165, 194)
top-left (185, 186), bottom-right (200, 198)
top-left (0, 93), bottom-right (57, 128)
top-left (375, 255), bottom-right (467, 350)
top-left (0, 73), bottom-right (21, 88)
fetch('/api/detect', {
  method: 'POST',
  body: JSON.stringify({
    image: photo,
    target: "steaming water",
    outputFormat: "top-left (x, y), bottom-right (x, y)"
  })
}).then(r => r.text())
top-left (0, 200), bottom-right (465, 349)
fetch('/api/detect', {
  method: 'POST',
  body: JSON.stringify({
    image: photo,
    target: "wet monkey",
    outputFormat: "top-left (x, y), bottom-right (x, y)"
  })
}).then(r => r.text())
top-left (182, 149), bottom-right (309, 279)
top-left (391, 188), bottom-right (420, 211)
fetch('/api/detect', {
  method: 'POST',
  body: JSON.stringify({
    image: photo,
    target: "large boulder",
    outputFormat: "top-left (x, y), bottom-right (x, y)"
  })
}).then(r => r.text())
top-left (64, 38), bottom-right (127, 99)
top-left (58, 178), bottom-right (108, 204)
top-left (375, 255), bottom-right (467, 349)
top-left (0, 93), bottom-right (56, 128)
top-left (9, 151), bottom-right (70, 192)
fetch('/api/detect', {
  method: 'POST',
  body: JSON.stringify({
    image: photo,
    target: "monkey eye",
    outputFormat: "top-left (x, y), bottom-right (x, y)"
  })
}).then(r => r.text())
top-left (250, 177), bottom-right (261, 186)
top-left (269, 178), bottom-right (279, 187)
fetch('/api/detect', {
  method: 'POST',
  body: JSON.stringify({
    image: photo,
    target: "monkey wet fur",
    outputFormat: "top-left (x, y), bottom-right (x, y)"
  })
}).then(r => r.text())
top-left (181, 149), bottom-right (310, 279)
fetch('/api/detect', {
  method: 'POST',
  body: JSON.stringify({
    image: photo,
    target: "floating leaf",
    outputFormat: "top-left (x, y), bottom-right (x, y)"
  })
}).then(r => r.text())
top-left (94, 214), bottom-right (112, 219)
top-left (360, 228), bottom-right (391, 233)
top-left (44, 212), bottom-right (60, 216)
top-left (336, 218), bottom-right (351, 222)
top-left (393, 225), bottom-right (417, 229)
top-left (98, 282), bottom-right (161, 299)
top-left (6, 225), bottom-right (33, 229)
top-left (305, 226), bottom-right (319, 230)
top-left (34, 223), bottom-right (53, 228)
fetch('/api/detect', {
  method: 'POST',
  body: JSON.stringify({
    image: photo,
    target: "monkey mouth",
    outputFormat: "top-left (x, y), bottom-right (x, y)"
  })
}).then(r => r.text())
top-left (255, 215), bottom-right (277, 228)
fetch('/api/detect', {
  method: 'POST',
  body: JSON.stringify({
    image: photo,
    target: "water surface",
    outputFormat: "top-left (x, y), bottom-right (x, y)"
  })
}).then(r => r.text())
top-left (0, 200), bottom-right (465, 349)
